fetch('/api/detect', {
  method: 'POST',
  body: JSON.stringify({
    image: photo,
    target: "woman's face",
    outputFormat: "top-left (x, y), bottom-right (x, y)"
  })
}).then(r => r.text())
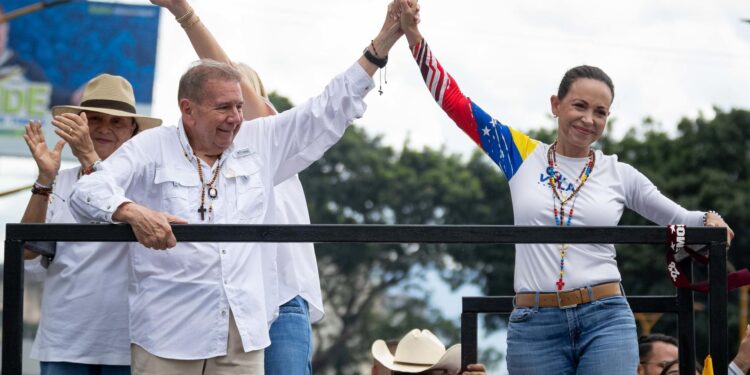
top-left (550, 78), bottom-right (613, 155)
top-left (85, 111), bottom-right (137, 160)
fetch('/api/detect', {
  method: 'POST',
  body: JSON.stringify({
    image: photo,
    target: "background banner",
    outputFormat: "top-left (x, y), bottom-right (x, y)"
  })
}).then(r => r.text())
top-left (0, 0), bottom-right (160, 158)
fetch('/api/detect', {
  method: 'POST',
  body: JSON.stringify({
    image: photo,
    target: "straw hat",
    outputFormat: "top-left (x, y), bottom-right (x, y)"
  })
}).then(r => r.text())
top-left (371, 329), bottom-right (461, 373)
top-left (52, 74), bottom-right (162, 131)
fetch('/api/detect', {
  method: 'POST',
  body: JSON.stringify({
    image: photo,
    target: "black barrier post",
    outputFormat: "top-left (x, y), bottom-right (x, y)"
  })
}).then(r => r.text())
top-left (460, 312), bottom-right (478, 371)
top-left (2, 239), bottom-right (25, 375)
top-left (677, 261), bottom-right (696, 375)
top-left (709, 241), bottom-right (728, 374)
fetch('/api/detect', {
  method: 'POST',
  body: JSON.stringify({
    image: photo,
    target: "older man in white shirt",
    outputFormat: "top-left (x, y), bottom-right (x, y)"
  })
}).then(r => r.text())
top-left (68, 9), bottom-right (404, 374)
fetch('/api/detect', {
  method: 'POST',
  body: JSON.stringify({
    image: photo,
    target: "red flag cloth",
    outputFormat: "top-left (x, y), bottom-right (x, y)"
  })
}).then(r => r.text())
top-left (666, 225), bottom-right (750, 292)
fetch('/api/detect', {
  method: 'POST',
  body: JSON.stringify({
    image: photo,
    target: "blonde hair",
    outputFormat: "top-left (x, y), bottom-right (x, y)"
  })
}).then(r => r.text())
top-left (234, 62), bottom-right (268, 99)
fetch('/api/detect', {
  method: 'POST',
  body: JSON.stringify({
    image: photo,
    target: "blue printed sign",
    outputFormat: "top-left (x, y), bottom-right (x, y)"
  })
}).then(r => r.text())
top-left (0, 0), bottom-right (160, 156)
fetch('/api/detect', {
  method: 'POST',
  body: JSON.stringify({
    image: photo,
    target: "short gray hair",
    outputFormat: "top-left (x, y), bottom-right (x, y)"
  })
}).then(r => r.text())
top-left (177, 59), bottom-right (242, 103)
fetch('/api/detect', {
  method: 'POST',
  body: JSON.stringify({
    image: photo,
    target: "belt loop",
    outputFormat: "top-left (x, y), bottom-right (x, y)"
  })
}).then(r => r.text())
top-left (586, 286), bottom-right (594, 303)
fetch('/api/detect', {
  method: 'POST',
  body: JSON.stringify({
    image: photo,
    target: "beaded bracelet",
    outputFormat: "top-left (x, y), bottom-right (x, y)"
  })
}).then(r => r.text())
top-left (703, 210), bottom-right (721, 226)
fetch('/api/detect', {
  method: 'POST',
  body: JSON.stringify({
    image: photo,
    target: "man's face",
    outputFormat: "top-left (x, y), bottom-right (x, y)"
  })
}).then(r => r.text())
top-left (638, 341), bottom-right (679, 375)
top-left (181, 78), bottom-right (243, 157)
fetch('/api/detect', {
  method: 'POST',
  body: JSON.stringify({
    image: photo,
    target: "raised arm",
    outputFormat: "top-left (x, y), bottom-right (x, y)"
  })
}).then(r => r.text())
top-left (398, 0), bottom-right (538, 180)
top-left (233, 1), bottom-right (406, 184)
top-left (20, 121), bottom-right (65, 259)
top-left (152, 0), bottom-right (274, 119)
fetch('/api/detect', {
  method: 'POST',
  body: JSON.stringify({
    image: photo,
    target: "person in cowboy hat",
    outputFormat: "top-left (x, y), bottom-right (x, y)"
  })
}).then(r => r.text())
top-left (371, 329), bottom-right (487, 375)
top-left (21, 73), bottom-right (161, 375)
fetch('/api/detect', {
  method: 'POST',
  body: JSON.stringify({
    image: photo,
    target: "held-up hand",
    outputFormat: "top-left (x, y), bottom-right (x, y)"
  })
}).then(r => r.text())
top-left (397, 0), bottom-right (422, 47)
top-left (149, 0), bottom-right (191, 17)
top-left (23, 120), bottom-right (66, 186)
top-left (114, 202), bottom-right (187, 250)
top-left (705, 211), bottom-right (734, 248)
top-left (52, 113), bottom-right (98, 166)
top-left (379, 0), bottom-right (405, 42)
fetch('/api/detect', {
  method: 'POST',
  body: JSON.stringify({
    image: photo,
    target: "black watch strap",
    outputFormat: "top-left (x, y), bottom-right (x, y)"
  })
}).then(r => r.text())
top-left (363, 47), bottom-right (388, 68)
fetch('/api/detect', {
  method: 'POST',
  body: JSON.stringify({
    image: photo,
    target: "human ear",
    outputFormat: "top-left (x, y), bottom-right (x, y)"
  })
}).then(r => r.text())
top-left (550, 95), bottom-right (560, 118)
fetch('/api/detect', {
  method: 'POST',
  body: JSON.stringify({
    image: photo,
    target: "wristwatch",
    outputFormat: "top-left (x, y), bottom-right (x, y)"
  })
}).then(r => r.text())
top-left (81, 159), bottom-right (102, 176)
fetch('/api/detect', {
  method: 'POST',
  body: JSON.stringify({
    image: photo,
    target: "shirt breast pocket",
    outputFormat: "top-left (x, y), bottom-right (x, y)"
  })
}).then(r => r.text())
top-left (154, 167), bottom-right (199, 221)
top-left (225, 158), bottom-right (265, 223)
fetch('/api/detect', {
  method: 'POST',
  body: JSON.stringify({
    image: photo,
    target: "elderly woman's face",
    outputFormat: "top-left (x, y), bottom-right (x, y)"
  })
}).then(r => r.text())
top-left (85, 111), bottom-right (137, 160)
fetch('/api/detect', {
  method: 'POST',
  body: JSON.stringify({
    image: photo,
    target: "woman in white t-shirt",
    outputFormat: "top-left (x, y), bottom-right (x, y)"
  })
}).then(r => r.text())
top-left (21, 74), bottom-right (161, 375)
top-left (393, 1), bottom-right (733, 374)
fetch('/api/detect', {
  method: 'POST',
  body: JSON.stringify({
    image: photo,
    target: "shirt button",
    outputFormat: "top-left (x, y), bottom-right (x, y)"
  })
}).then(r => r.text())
top-left (221, 310), bottom-right (227, 316)
top-left (221, 249), bottom-right (227, 255)
top-left (224, 279), bottom-right (228, 285)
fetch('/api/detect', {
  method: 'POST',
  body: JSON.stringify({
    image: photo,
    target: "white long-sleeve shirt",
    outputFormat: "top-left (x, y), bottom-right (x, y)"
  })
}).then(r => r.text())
top-left (509, 146), bottom-right (704, 292)
top-left (409, 41), bottom-right (704, 293)
top-left (69, 62), bottom-right (373, 359)
top-left (25, 167), bottom-right (131, 365)
top-left (273, 176), bottom-right (324, 323)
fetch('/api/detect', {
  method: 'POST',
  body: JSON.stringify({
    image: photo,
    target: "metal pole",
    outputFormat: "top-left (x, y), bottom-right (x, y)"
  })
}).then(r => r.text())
top-left (460, 311), bottom-right (478, 371)
top-left (677, 261), bottom-right (696, 375)
top-left (2, 240), bottom-right (25, 375)
top-left (709, 241), bottom-right (728, 374)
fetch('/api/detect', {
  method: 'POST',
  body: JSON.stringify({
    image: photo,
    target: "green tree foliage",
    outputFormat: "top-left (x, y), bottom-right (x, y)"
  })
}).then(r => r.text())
top-left (270, 90), bottom-right (750, 371)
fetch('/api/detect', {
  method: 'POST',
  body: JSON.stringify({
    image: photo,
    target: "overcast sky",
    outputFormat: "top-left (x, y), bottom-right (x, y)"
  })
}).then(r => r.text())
top-left (2, 0), bottom-right (749, 253)
top-left (147, 0), bottom-right (750, 155)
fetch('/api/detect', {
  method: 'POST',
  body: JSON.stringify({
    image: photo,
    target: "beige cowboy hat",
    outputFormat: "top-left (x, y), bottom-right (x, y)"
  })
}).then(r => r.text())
top-left (371, 329), bottom-right (461, 373)
top-left (52, 74), bottom-right (162, 131)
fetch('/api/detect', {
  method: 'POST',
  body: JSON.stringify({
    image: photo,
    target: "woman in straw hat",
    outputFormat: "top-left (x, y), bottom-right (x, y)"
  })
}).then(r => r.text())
top-left (21, 73), bottom-right (161, 374)
top-left (371, 329), bottom-right (486, 375)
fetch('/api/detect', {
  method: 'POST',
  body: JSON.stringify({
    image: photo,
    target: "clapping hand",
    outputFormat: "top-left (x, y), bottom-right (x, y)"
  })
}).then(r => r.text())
top-left (52, 112), bottom-right (97, 165)
top-left (23, 121), bottom-right (65, 186)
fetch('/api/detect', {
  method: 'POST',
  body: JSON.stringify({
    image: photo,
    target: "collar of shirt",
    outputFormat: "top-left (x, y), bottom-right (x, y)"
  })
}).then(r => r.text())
top-left (176, 119), bottom-right (234, 169)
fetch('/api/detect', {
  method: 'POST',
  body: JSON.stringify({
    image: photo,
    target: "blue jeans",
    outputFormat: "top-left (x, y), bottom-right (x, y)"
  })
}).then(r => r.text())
top-left (40, 362), bottom-right (130, 375)
top-left (265, 296), bottom-right (313, 375)
top-left (506, 295), bottom-right (638, 375)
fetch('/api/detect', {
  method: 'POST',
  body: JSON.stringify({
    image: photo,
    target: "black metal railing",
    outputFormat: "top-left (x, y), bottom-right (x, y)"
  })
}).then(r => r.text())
top-left (3, 224), bottom-right (728, 375)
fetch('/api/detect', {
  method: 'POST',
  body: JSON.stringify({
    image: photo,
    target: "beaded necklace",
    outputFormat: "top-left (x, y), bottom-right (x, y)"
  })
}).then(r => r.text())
top-left (546, 142), bottom-right (595, 291)
top-left (195, 153), bottom-right (222, 221)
